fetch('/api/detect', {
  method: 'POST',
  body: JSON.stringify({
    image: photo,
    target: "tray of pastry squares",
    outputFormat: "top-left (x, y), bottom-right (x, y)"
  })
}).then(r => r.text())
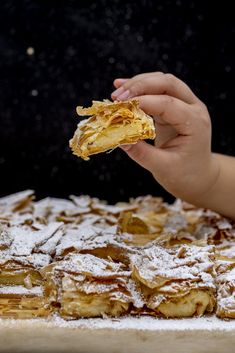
top-left (0, 190), bottom-right (235, 353)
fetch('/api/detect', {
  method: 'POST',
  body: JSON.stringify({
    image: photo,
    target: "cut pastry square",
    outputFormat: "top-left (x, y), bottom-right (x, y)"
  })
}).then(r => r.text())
top-left (0, 221), bottom-right (61, 319)
top-left (0, 231), bottom-right (52, 288)
top-left (130, 244), bottom-right (216, 317)
top-left (216, 244), bottom-right (235, 319)
top-left (42, 253), bottom-right (144, 318)
top-left (0, 223), bottom-right (61, 287)
top-left (0, 285), bottom-right (51, 319)
top-left (69, 99), bottom-right (156, 160)
top-left (216, 263), bottom-right (235, 319)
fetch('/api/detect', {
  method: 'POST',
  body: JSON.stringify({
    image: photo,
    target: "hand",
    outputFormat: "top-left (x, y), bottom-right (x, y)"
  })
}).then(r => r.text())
top-left (111, 72), bottom-right (220, 203)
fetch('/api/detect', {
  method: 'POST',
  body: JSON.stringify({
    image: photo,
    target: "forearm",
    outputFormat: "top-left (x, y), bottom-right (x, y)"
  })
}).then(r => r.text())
top-left (190, 153), bottom-right (235, 220)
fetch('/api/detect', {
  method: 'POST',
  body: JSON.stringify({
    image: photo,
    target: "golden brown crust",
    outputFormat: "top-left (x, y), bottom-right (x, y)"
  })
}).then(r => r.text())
top-left (69, 99), bottom-right (156, 160)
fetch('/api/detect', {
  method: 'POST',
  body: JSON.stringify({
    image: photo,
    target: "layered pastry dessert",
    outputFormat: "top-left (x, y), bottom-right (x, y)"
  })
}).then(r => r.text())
top-left (69, 99), bottom-right (156, 160)
top-left (0, 190), bottom-right (234, 320)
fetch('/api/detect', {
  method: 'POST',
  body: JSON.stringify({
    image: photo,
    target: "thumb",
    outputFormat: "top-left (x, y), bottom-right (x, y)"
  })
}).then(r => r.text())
top-left (120, 141), bottom-right (160, 173)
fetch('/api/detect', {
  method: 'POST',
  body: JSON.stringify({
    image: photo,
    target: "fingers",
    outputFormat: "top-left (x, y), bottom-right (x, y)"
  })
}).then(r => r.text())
top-left (112, 72), bottom-right (198, 104)
top-left (113, 72), bottom-right (159, 90)
top-left (137, 95), bottom-right (197, 136)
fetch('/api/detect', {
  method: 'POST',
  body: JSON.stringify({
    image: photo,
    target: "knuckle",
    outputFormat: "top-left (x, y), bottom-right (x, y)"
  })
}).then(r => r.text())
top-left (132, 73), bottom-right (145, 80)
top-left (129, 80), bottom-right (144, 96)
top-left (131, 144), bottom-right (148, 163)
top-left (154, 71), bottom-right (165, 76)
top-left (198, 100), bottom-right (208, 111)
top-left (157, 95), bottom-right (174, 117)
top-left (194, 103), bottom-right (211, 128)
top-left (197, 101), bottom-right (210, 116)
top-left (165, 73), bottom-right (176, 82)
top-left (162, 95), bottom-right (174, 105)
top-left (164, 73), bottom-right (177, 92)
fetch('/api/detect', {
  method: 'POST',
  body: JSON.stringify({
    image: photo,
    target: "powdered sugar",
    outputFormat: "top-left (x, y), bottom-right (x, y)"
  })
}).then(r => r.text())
top-left (1, 315), bottom-right (235, 331)
top-left (10, 222), bottom-right (63, 256)
top-left (0, 190), bottom-right (34, 211)
top-left (130, 244), bottom-right (215, 288)
top-left (218, 245), bottom-right (235, 259)
top-left (55, 253), bottom-right (130, 278)
top-left (0, 251), bottom-right (51, 267)
top-left (0, 285), bottom-right (43, 296)
top-left (1, 190), bottom-right (235, 321)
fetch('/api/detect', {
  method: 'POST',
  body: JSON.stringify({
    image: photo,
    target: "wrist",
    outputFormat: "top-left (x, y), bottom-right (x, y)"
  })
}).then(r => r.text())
top-left (184, 153), bottom-right (221, 207)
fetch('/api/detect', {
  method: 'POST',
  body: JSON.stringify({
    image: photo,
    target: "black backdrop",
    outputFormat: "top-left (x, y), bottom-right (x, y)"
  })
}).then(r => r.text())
top-left (0, 0), bottom-right (235, 203)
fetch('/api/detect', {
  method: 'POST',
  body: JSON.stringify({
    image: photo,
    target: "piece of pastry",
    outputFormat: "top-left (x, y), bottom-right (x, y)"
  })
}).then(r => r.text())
top-left (42, 253), bottom-right (143, 318)
top-left (69, 99), bottom-right (156, 160)
top-left (216, 261), bottom-right (235, 319)
top-left (215, 244), bottom-right (235, 319)
top-left (130, 244), bottom-right (216, 317)
top-left (0, 223), bottom-right (62, 287)
top-left (0, 216), bottom-right (63, 318)
top-left (0, 242), bottom-right (53, 319)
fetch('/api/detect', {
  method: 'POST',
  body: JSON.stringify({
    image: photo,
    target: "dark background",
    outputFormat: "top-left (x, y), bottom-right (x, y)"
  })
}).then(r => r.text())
top-left (0, 0), bottom-right (235, 203)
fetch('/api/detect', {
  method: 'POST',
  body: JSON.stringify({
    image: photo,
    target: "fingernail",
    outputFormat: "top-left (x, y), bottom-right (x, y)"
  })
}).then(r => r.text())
top-left (120, 144), bottom-right (132, 151)
top-left (116, 78), bottom-right (128, 84)
top-left (117, 89), bottom-right (130, 101)
top-left (111, 86), bottom-right (125, 99)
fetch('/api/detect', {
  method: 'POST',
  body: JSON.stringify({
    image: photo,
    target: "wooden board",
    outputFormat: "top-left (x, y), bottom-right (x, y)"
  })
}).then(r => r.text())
top-left (0, 316), bottom-right (235, 353)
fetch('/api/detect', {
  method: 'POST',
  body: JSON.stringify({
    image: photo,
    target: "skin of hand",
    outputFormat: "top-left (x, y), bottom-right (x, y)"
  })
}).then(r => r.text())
top-left (111, 72), bottom-right (223, 214)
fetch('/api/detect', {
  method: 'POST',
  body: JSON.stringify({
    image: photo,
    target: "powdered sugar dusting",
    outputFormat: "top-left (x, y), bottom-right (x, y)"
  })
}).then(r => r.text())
top-left (130, 244), bottom-right (215, 288)
top-left (55, 253), bottom-right (130, 278)
top-left (10, 222), bottom-right (63, 256)
top-left (0, 286), bottom-right (43, 296)
top-left (1, 190), bottom-right (235, 321)
top-left (1, 315), bottom-right (235, 331)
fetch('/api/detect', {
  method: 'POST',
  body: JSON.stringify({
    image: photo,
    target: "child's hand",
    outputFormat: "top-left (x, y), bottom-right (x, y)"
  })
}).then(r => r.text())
top-left (111, 72), bottom-right (220, 204)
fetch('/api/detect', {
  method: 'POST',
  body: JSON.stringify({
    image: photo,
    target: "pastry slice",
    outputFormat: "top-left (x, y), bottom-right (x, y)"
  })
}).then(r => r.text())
top-left (216, 261), bottom-right (235, 319)
top-left (130, 244), bottom-right (216, 317)
top-left (42, 253), bottom-right (143, 318)
top-left (69, 99), bottom-right (156, 160)
top-left (215, 244), bottom-right (235, 319)
top-left (0, 223), bottom-right (58, 287)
